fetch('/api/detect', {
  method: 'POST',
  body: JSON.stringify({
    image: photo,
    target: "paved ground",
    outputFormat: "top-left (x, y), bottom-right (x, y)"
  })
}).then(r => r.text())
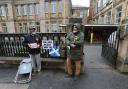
top-left (0, 45), bottom-right (128, 89)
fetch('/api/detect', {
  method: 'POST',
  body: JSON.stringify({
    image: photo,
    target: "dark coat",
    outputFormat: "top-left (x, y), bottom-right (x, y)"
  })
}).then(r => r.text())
top-left (23, 33), bottom-right (41, 54)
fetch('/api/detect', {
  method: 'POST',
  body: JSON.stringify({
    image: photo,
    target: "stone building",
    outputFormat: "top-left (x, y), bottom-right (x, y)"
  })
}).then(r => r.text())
top-left (89, 0), bottom-right (128, 72)
top-left (88, 0), bottom-right (128, 25)
top-left (72, 5), bottom-right (89, 25)
top-left (0, 0), bottom-right (72, 33)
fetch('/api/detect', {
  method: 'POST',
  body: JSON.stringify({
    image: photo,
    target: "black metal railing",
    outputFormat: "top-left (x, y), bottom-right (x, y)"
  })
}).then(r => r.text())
top-left (101, 30), bottom-right (120, 68)
top-left (0, 33), bottom-right (67, 59)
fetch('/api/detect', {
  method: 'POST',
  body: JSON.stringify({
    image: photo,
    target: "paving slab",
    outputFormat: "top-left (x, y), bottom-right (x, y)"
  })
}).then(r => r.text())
top-left (0, 84), bottom-right (29, 89)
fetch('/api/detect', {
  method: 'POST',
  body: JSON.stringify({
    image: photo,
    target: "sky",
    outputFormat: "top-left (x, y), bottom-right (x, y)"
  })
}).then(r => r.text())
top-left (71, 0), bottom-right (90, 7)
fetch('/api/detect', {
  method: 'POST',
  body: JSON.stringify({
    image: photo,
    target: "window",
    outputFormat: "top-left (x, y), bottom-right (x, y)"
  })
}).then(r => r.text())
top-left (51, 1), bottom-right (56, 13)
top-left (18, 23), bottom-right (23, 33)
top-left (103, 0), bottom-right (107, 5)
top-left (80, 10), bottom-right (84, 17)
top-left (51, 13), bottom-right (56, 17)
top-left (98, 0), bottom-right (101, 7)
top-left (58, 1), bottom-right (62, 12)
top-left (23, 5), bottom-right (27, 15)
top-left (126, 6), bottom-right (128, 23)
top-left (29, 22), bottom-right (34, 27)
top-left (16, 5), bottom-right (21, 16)
top-left (28, 4), bottom-right (33, 15)
top-left (0, 7), bottom-right (2, 16)
top-left (101, 16), bottom-right (104, 24)
top-left (51, 21), bottom-right (57, 32)
top-left (1, 6), bottom-right (6, 16)
top-left (45, 21), bottom-right (49, 32)
top-left (35, 22), bottom-right (40, 32)
top-left (16, 21), bottom-right (40, 33)
top-left (115, 6), bottom-right (122, 24)
top-left (58, 13), bottom-right (62, 17)
top-left (98, 0), bottom-right (101, 11)
top-left (106, 11), bottom-right (111, 24)
top-left (45, 2), bottom-right (48, 13)
top-left (35, 4), bottom-right (40, 15)
top-left (1, 23), bottom-right (7, 32)
top-left (58, 21), bottom-right (62, 32)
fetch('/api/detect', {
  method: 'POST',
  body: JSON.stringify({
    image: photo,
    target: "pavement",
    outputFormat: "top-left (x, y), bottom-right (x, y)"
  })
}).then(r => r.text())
top-left (0, 45), bottom-right (128, 89)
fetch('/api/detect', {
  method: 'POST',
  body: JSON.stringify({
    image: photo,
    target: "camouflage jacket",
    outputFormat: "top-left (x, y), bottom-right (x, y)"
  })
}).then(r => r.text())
top-left (66, 31), bottom-right (84, 50)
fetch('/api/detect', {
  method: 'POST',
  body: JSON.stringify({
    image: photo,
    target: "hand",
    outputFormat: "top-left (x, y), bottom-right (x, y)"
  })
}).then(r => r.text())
top-left (28, 44), bottom-right (31, 48)
top-left (70, 44), bottom-right (76, 48)
top-left (36, 44), bottom-right (40, 48)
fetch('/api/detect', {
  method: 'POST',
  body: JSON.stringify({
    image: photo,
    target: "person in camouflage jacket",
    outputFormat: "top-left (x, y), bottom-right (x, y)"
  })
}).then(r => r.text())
top-left (66, 24), bottom-right (84, 80)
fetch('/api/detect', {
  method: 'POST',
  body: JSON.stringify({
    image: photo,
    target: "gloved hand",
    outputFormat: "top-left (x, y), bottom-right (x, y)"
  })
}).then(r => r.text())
top-left (70, 44), bottom-right (76, 48)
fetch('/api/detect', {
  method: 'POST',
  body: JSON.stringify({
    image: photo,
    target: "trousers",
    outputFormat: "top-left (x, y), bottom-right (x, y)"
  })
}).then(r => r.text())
top-left (29, 54), bottom-right (41, 71)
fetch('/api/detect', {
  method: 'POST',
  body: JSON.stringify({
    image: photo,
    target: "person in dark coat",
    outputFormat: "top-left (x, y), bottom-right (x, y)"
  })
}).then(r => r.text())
top-left (23, 27), bottom-right (41, 73)
top-left (66, 24), bottom-right (84, 80)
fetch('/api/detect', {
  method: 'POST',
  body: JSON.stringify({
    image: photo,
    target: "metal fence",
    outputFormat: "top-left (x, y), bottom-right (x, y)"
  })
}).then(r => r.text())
top-left (101, 29), bottom-right (120, 68)
top-left (0, 33), bottom-right (67, 59)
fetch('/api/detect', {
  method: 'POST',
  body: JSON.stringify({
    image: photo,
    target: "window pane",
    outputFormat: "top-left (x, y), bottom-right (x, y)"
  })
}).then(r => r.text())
top-left (126, 6), bottom-right (128, 23)
top-left (35, 4), bottom-right (40, 15)
top-left (51, 21), bottom-right (56, 32)
top-left (1, 23), bottom-right (7, 32)
top-left (23, 5), bottom-right (27, 15)
top-left (58, 1), bottom-right (62, 12)
top-left (28, 4), bottom-right (33, 15)
top-left (80, 11), bottom-right (84, 17)
top-left (59, 21), bottom-right (62, 32)
top-left (35, 22), bottom-right (40, 32)
top-left (0, 7), bottom-right (2, 16)
top-left (103, 0), bottom-right (107, 5)
top-left (45, 2), bottom-right (48, 13)
top-left (45, 21), bottom-right (49, 32)
top-left (17, 5), bottom-right (21, 16)
top-left (106, 12), bottom-right (111, 24)
top-left (115, 7), bottom-right (122, 24)
top-left (51, 1), bottom-right (56, 13)
top-left (1, 6), bottom-right (6, 16)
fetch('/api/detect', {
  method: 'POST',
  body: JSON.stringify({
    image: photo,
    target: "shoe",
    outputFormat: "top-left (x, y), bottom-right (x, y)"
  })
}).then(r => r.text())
top-left (32, 71), bottom-right (37, 76)
top-left (73, 75), bottom-right (80, 81)
top-left (65, 74), bottom-right (73, 78)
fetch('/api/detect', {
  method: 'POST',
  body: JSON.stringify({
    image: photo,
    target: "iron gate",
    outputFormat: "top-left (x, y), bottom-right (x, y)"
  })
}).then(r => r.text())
top-left (84, 25), bottom-right (120, 68)
top-left (101, 28), bottom-right (120, 68)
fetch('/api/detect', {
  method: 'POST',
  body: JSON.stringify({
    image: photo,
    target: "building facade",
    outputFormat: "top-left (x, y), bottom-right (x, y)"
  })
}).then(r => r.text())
top-left (89, 0), bottom-right (128, 25)
top-left (72, 5), bottom-right (89, 25)
top-left (89, 0), bottom-right (128, 72)
top-left (0, 0), bottom-right (72, 33)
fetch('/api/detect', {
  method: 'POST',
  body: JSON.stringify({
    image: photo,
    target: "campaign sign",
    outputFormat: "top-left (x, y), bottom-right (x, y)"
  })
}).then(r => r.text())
top-left (42, 40), bottom-right (53, 49)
